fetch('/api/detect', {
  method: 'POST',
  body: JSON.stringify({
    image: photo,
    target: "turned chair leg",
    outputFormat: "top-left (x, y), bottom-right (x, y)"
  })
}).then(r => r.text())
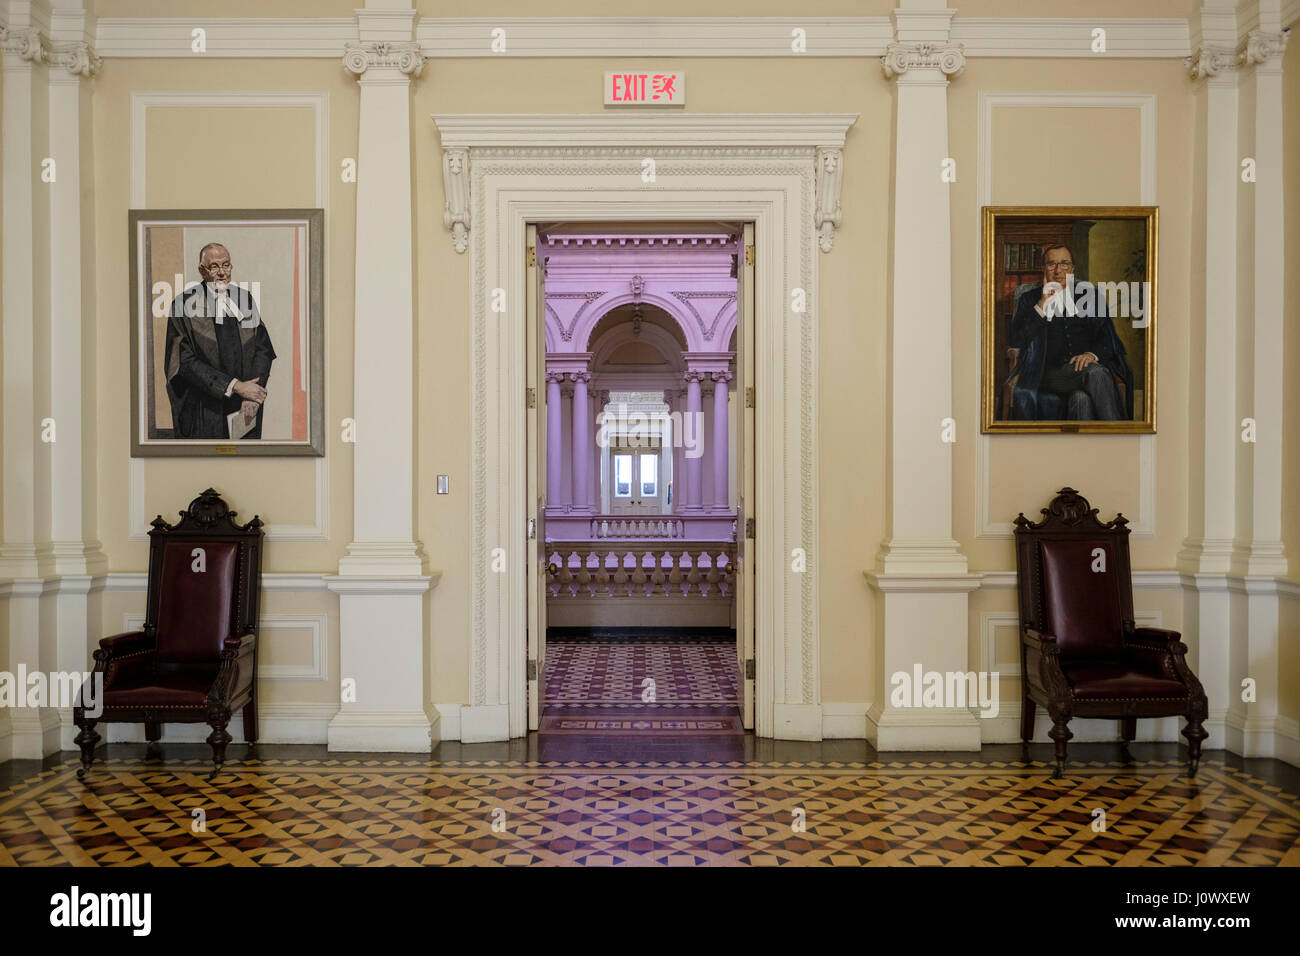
top-left (144, 721), bottom-right (162, 760)
top-left (1183, 716), bottom-right (1208, 777)
top-left (206, 720), bottom-right (233, 782)
top-left (1048, 715), bottom-right (1073, 779)
top-left (1120, 717), bottom-right (1137, 760)
top-left (74, 721), bottom-right (102, 780)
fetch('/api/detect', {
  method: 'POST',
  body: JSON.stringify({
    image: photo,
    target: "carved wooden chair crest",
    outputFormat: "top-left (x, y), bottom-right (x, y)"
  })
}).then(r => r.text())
top-left (73, 489), bottom-right (263, 781)
top-left (1013, 487), bottom-right (1208, 777)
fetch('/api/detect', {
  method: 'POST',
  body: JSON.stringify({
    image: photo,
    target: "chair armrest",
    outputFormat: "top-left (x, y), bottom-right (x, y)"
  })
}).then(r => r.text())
top-left (1022, 626), bottom-right (1060, 654)
top-left (223, 632), bottom-right (256, 654)
top-left (95, 630), bottom-right (155, 659)
top-left (1127, 625), bottom-right (1187, 654)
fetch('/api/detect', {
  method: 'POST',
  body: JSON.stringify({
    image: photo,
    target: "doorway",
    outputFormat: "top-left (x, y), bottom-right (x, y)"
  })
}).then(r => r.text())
top-left (525, 221), bottom-right (757, 738)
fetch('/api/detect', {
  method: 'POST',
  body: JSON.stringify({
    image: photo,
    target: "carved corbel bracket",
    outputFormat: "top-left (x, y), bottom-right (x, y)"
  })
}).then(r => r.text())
top-left (442, 147), bottom-right (471, 254)
top-left (815, 147), bottom-right (844, 254)
top-left (0, 26), bottom-right (49, 64)
top-left (881, 41), bottom-right (966, 81)
top-left (342, 40), bottom-right (425, 78)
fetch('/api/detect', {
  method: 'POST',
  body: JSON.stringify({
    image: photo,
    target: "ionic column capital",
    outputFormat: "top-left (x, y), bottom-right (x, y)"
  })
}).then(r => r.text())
top-left (1238, 30), bottom-right (1289, 73)
top-left (1186, 46), bottom-right (1237, 82)
top-left (50, 41), bottom-right (101, 79)
top-left (684, 369), bottom-right (707, 384)
top-left (881, 41), bottom-right (965, 82)
top-left (0, 26), bottom-right (49, 65)
top-left (570, 370), bottom-right (591, 385)
top-left (711, 371), bottom-right (733, 384)
top-left (343, 41), bottom-right (425, 79)
top-left (545, 370), bottom-right (565, 385)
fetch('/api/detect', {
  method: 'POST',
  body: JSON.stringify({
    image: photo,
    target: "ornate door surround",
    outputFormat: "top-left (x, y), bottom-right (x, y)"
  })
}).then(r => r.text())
top-left (433, 114), bottom-right (856, 741)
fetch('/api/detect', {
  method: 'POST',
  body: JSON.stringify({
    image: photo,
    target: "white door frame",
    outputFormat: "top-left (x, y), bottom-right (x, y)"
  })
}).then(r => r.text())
top-left (437, 114), bottom-right (856, 742)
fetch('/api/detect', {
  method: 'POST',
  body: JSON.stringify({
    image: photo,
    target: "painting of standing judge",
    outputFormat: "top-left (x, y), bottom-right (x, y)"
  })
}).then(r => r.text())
top-left (165, 243), bottom-right (277, 440)
top-left (130, 209), bottom-right (324, 456)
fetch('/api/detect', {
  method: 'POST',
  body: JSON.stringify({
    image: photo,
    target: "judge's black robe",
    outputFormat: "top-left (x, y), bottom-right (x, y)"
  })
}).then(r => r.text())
top-left (164, 284), bottom-right (277, 439)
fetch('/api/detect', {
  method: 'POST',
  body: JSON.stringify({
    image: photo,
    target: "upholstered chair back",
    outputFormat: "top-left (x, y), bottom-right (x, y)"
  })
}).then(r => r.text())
top-left (154, 539), bottom-right (241, 663)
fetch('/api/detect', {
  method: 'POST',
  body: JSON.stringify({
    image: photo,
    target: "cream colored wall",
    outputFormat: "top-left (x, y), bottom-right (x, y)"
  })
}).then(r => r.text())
top-left (413, 55), bottom-right (893, 705)
top-left (89, 60), bottom-right (358, 709)
top-left (1281, 35), bottom-right (1300, 725)
top-left (949, 59), bottom-right (1196, 712)
top-left (950, 59), bottom-right (1193, 577)
top-left (92, 59), bottom-right (358, 574)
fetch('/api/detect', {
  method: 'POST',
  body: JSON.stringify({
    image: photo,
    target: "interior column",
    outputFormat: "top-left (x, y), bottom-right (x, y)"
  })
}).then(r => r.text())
top-left (866, 9), bottom-right (980, 752)
top-left (327, 7), bottom-right (437, 752)
top-left (682, 370), bottom-right (704, 513)
top-left (712, 371), bottom-right (731, 512)
top-left (546, 371), bottom-right (563, 502)
top-left (570, 371), bottom-right (592, 514)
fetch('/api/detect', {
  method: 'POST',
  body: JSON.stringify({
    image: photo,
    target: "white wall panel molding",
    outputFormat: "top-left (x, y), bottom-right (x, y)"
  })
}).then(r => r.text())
top-left (127, 91), bottom-right (331, 543)
top-left (976, 91), bottom-right (1158, 540)
top-left (87, 16), bottom-right (1199, 60)
top-left (126, 611), bottom-right (327, 681)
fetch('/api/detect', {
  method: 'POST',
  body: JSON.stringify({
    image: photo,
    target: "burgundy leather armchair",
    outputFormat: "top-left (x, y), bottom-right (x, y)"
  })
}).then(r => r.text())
top-left (1013, 488), bottom-right (1208, 777)
top-left (74, 489), bottom-right (263, 781)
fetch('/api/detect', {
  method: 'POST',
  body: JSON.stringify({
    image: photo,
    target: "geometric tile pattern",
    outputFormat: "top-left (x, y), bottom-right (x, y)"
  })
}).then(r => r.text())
top-left (2, 756), bottom-right (1297, 866)
top-left (543, 640), bottom-right (740, 710)
top-left (539, 709), bottom-right (745, 736)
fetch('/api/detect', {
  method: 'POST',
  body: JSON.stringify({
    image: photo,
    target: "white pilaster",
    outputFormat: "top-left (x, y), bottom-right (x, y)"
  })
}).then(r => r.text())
top-left (1232, 7), bottom-right (1289, 757)
top-left (1179, 2), bottom-right (1241, 752)
top-left (329, 5), bottom-right (437, 751)
top-left (868, 6), bottom-right (980, 751)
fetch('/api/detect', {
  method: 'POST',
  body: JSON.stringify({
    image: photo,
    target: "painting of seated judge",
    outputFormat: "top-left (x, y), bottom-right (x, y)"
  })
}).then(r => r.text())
top-left (130, 210), bottom-right (324, 456)
top-left (981, 207), bottom-right (1156, 434)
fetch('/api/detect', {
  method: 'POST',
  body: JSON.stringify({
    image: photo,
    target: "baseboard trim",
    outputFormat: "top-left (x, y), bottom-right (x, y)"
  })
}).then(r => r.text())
top-left (545, 626), bottom-right (736, 640)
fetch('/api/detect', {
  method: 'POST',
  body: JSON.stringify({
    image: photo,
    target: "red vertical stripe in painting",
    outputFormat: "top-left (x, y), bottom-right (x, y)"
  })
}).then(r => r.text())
top-left (292, 226), bottom-right (307, 440)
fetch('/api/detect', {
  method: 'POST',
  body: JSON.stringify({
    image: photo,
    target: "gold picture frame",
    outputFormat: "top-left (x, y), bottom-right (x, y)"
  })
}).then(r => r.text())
top-left (981, 205), bottom-right (1157, 434)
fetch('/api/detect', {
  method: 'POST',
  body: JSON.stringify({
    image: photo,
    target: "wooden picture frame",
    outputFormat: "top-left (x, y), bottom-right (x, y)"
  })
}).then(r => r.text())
top-left (129, 209), bottom-right (325, 456)
top-left (981, 205), bottom-right (1157, 434)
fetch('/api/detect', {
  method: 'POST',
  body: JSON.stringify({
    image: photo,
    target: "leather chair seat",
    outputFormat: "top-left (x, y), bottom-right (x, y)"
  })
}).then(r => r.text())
top-left (104, 670), bottom-right (215, 708)
top-left (1060, 660), bottom-right (1189, 701)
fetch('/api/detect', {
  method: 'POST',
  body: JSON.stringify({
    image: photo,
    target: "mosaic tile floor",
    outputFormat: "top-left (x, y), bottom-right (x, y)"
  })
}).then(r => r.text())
top-left (2, 751), bottom-right (1297, 866)
top-left (542, 640), bottom-right (740, 711)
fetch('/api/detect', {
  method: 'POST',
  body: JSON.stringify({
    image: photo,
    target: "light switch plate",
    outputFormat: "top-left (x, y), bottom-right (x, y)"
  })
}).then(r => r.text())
top-left (437, 475), bottom-right (449, 494)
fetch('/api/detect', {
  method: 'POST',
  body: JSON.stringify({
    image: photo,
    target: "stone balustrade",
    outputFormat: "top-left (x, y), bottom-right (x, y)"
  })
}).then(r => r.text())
top-left (546, 543), bottom-right (735, 599)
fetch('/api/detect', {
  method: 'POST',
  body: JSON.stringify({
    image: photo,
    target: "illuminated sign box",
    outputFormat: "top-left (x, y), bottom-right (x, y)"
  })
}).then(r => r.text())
top-left (604, 71), bottom-right (686, 106)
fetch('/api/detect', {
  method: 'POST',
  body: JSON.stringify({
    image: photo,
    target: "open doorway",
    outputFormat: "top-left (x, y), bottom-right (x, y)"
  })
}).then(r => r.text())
top-left (525, 221), bottom-right (756, 737)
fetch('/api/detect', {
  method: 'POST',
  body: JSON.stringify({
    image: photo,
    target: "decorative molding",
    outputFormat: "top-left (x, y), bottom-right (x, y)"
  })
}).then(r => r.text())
top-left (669, 291), bottom-right (736, 341)
top-left (87, 17), bottom-right (1197, 60)
top-left (94, 18), bottom-right (359, 58)
top-left (50, 40), bottom-right (100, 77)
top-left (881, 41), bottom-right (966, 79)
top-left (128, 91), bottom-right (332, 543)
top-left (976, 91), bottom-right (1158, 540)
top-left (814, 147), bottom-right (844, 253)
top-left (343, 40), bottom-right (424, 77)
top-left (0, 25), bottom-right (48, 63)
top-left (433, 114), bottom-right (855, 256)
top-left (105, 571), bottom-right (330, 592)
top-left (950, 18), bottom-right (1191, 58)
top-left (1186, 45), bottom-right (1237, 80)
top-left (442, 147), bottom-right (470, 253)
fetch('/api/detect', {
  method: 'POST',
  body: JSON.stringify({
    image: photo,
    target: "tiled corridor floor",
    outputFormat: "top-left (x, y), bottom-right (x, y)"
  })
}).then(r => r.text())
top-left (1, 743), bottom-right (1297, 866)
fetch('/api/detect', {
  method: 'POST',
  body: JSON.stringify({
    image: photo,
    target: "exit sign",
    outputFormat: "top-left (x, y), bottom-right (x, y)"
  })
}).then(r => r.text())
top-left (604, 71), bottom-right (685, 106)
